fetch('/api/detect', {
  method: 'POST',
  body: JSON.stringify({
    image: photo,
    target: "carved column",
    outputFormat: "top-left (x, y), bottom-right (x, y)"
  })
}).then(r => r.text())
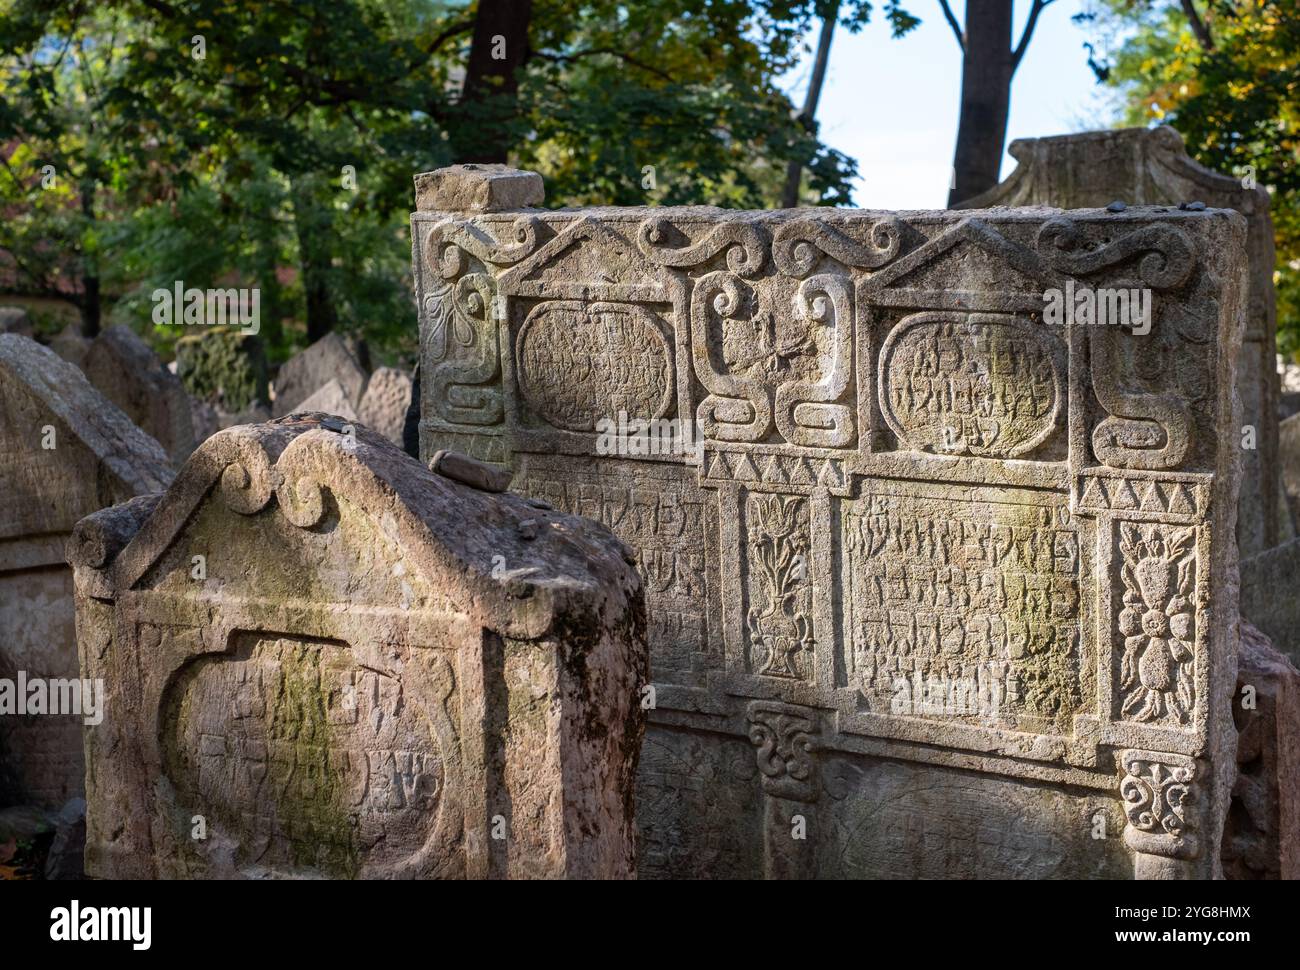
top-left (747, 701), bottom-right (821, 879)
top-left (1119, 749), bottom-right (1200, 879)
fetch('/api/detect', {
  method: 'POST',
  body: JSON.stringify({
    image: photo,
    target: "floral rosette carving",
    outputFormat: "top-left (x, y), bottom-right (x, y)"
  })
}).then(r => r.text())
top-left (1118, 524), bottom-right (1196, 724)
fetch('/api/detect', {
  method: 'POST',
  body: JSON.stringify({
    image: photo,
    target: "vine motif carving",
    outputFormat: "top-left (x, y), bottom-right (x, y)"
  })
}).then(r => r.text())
top-left (745, 494), bottom-right (813, 681)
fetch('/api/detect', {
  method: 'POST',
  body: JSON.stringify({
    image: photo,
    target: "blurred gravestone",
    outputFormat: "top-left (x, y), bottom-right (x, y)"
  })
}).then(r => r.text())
top-left (84, 325), bottom-right (196, 466)
top-left (271, 332), bottom-right (369, 418)
top-left (0, 306), bottom-right (34, 338)
top-left (358, 366), bottom-right (413, 445)
top-left (175, 329), bottom-right (269, 415)
top-left (0, 334), bottom-right (173, 810)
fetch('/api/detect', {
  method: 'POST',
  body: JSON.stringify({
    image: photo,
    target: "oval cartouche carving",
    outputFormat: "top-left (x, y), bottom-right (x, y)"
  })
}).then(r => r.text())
top-left (879, 313), bottom-right (1064, 458)
top-left (161, 635), bottom-right (443, 878)
top-left (517, 301), bottom-right (673, 432)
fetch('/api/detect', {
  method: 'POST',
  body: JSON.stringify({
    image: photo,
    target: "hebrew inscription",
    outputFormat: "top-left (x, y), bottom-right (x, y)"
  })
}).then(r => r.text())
top-left (163, 635), bottom-right (443, 878)
top-left (414, 168), bottom-right (1246, 879)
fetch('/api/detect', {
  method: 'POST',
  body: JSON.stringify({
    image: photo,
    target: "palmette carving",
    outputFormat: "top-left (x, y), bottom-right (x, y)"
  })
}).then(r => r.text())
top-left (1120, 750), bottom-right (1199, 860)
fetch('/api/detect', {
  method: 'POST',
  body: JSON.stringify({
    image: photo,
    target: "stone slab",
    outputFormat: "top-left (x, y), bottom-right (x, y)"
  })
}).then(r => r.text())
top-left (71, 415), bottom-right (649, 879)
top-left (0, 334), bottom-right (174, 810)
top-left (413, 170), bottom-right (1249, 879)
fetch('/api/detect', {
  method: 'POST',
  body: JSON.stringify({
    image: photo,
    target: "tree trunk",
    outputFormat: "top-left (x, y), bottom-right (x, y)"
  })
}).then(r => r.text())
top-left (79, 179), bottom-right (100, 338)
top-left (455, 0), bottom-right (534, 164)
top-left (947, 0), bottom-right (1014, 207)
top-left (781, 9), bottom-right (838, 208)
top-left (292, 180), bottom-right (339, 343)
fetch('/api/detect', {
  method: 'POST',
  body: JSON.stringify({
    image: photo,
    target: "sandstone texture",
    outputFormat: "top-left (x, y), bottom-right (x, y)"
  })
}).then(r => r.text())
top-left (72, 415), bottom-right (649, 879)
top-left (414, 166), bottom-right (1248, 879)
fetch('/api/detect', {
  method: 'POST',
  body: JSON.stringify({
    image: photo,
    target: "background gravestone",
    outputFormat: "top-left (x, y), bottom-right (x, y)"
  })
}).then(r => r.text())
top-left (414, 166), bottom-right (1248, 879)
top-left (84, 325), bottom-right (196, 467)
top-left (0, 334), bottom-right (174, 811)
top-left (955, 126), bottom-right (1281, 559)
top-left (71, 415), bottom-right (648, 879)
top-left (271, 332), bottom-right (369, 418)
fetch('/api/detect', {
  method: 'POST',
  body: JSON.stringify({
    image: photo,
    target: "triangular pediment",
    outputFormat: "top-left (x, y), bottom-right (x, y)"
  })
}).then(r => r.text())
top-left (498, 217), bottom-right (670, 301)
top-left (862, 218), bottom-right (1069, 311)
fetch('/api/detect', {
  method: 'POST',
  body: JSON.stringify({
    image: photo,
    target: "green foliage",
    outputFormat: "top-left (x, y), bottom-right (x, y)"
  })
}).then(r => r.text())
top-left (0, 0), bottom-right (895, 360)
top-left (1093, 0), bottom-right (1300, 354)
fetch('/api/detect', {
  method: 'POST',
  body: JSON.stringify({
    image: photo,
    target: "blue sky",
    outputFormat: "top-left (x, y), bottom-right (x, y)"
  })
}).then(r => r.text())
top-left (784, 1), bottom-right (1129, 208)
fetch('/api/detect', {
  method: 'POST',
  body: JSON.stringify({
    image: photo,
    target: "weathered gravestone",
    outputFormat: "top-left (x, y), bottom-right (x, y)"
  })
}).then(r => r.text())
top-left (414, 165), bottom-right (1248, 879)
top-left (84, 325), bottom-right (197, 467)
top-left (956, 126), bottom-right (1280, 558)
top-left (0, 334), bottom-right (174, 809)
top-left (70, 414), bottom-right (648, 879)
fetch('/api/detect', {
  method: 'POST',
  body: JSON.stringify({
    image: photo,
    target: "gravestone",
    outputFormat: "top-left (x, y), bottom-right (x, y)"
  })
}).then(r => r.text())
top-left (955, 126), bottom-right (1280, 558)
top-left (71, 415), bottom-right (648, 879)
top-left (414, 165), bottom-right (1248, 879)
top-left (0, 334), bottom-right (174, 809)
top-left (359, 366), bottom-right (414, 445)
top-left (272, 332), bottom-right (369, 418)
top-left (1222, 621), bottom-right (1300, 879)
top-left (84, 325), bottom-right (197, 466)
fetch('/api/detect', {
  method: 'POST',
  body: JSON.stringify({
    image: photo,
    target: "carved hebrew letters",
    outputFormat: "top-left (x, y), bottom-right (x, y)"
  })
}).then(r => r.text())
top-left (518, 301), bottom-right (674, 431)
top-left (879, 313), bottom-right (1064, 457)
top-left (413, 175), bottom-right (1245, 880)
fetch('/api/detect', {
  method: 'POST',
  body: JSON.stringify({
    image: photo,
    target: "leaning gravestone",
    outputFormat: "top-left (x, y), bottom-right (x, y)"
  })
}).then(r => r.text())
top-left (955, 126), bottom-right (1280, 558)
top-left (414, 165), bottom-right (1248, 879)
top-left (84, 325), bottom-right (196, 466)
top-left (71, 415), bottom-right (648, 879)
top-left (0, 334), bottom-right (174, 809)
top-left (271, 332), bottom-right (369, 418)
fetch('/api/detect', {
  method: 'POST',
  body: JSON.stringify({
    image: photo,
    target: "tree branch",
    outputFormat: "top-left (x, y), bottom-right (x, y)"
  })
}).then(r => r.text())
top-left (531, 48), bottom-right (675, 84)
top-left (937, 0), bottom-right (964, 52)
top-left (1179, 0), bottom-right (1214, 51)
top-left (1012, 0), bottom-right (1056, 74)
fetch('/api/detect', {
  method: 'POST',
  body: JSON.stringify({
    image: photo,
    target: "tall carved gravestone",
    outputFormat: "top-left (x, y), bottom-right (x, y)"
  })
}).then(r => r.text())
top-left (414, 166), bottom-right (1248, 879)
top-left (0, 334), bottom-right (174, 809)
top-left (956, 126), bottom-right (1279, 558)
top-left (71, 415), bottom-right (648, 879)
